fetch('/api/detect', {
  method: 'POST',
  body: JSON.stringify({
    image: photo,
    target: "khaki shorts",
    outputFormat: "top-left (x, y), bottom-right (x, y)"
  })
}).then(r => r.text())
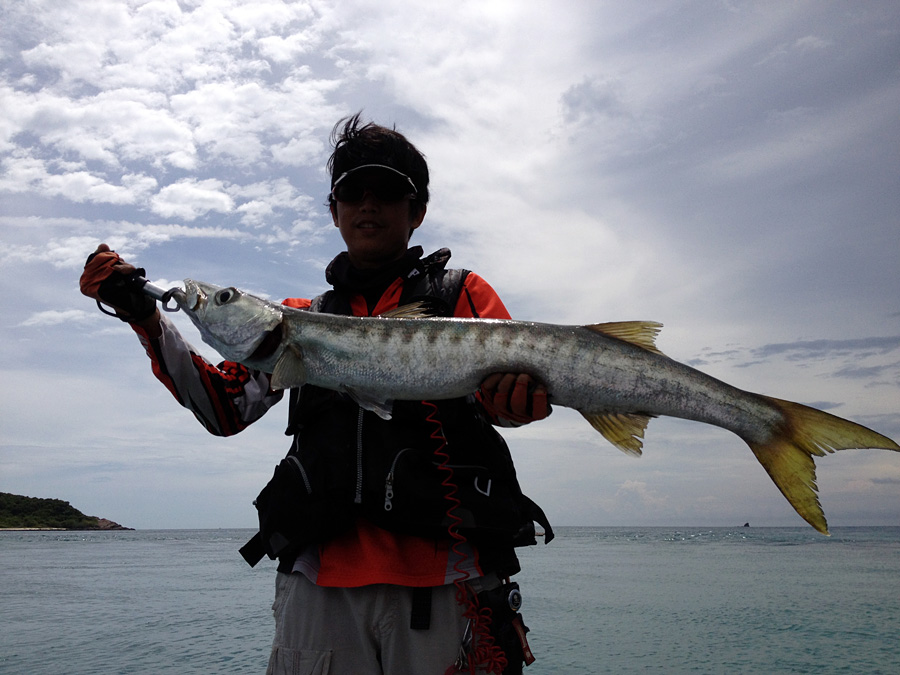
top-left (266, 572), bottom-right (498, 675)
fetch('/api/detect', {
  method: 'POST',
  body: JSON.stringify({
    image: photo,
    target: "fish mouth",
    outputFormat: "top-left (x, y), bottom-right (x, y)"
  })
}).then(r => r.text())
top-left (181, 279), bottom-right (207, 312)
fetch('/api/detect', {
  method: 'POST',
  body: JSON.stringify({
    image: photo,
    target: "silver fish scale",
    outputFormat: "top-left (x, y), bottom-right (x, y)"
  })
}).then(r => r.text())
top-left (287, 310), bottom-right (782, 443)
top-left (180, 279), bottom-right (783, 443)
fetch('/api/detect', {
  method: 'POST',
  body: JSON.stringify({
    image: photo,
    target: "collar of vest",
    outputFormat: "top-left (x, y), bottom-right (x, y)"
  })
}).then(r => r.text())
top-left (325, 246), bottom-right (425, 295)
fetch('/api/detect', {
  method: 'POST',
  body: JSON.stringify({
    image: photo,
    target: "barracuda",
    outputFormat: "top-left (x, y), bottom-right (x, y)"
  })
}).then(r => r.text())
top-left (176, 279), bottom-right (899, 535)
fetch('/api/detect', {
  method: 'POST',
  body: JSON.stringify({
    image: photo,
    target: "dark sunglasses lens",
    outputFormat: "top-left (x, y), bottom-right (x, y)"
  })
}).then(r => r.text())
top-left (333, 174), bottom-right (413, 203)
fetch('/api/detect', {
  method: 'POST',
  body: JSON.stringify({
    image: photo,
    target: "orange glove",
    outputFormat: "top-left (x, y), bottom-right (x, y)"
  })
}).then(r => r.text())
top-left (80, 243), bottom-right (156, 321)
top-left (479, 373), bottom-right (551, 425)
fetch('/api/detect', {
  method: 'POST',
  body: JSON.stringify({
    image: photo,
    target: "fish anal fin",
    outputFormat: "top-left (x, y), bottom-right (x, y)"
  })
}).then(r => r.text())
top-left (585, 321), bottom-right (665, 356)
top-left (747, 396), bottom-right (900, 536)
top-left (581, 411), bottom-right (654, 457)
top-left (271, 346), bottom-right (306, 390)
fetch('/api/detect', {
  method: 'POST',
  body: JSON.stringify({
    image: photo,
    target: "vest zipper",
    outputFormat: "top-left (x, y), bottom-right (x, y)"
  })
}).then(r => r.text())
top-left (354, 407), bottom-right (364, 504)
top-left (286, 454), bottom-right (312, 495)
top-left (384, 447), bottom-right (413, 512)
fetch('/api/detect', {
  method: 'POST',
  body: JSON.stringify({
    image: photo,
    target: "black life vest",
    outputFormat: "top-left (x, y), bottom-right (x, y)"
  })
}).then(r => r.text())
top-left (240, 249), bottom-right (553, 573)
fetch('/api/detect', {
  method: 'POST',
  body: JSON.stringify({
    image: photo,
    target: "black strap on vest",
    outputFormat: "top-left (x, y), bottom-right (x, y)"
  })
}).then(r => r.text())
top-left (398, 248), bottom-right (471, 317)
top-left (410, 586), bottom-right (433, 630)
top-left (239, 531), bottom-right (265, 567)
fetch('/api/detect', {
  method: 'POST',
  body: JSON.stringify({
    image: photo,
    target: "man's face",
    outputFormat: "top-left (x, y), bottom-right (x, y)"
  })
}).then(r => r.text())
top-left (331, 168), bottom-right (425, 269)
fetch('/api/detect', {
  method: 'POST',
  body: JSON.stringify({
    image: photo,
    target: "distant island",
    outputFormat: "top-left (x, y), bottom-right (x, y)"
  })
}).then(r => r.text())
top-left (0, 492), bottom-right (132, 530)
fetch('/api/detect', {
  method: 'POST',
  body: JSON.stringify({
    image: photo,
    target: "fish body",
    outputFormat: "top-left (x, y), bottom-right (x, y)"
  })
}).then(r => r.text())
top-left (178, 279), bottom-right (899, 534)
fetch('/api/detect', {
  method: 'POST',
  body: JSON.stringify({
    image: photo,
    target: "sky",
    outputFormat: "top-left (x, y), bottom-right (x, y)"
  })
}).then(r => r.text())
top-left (2, 0), bottom-right (899, 531)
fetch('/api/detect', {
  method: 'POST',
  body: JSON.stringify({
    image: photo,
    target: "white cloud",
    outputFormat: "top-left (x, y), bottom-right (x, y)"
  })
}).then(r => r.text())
top-left (0, 234), bottom-right (120, 269)
top-left (229, 177), bottom-right (312, 208)
top-left (759, 34), bottom-right (834, 66)
top-left (257, 30), bottom-right (318, 62)
top-left (0, 154), bottom-right (159, 205)
top-left (19, 309), bottom-right (97, 327)
top-left (20, 36), bottom-right (108, 88)
top-left (1, 85), bottom-right (197, 170)
top-left (225, 0), bottom-right (316, 34)
top-left (0, 219), bottom-right (252, 270)
top-left (271, 135), bottom-right (324, 166)
top-left (171, 83), bottom-right (269, 164)
top-left (235, 200), bottom-right (274, 226)
top-left (794, 35), bottom-right (832, 52)
top-left (3, 0), bottom-right (342, 177)
top-left (149, 178), bottom-right (235, 220)
top-left (615, 479), bottom-right (668, 510)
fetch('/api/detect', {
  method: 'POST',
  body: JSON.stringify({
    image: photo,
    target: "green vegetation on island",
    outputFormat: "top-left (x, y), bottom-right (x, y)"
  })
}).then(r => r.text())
top-left (0, 492), bottom-right (131, 530)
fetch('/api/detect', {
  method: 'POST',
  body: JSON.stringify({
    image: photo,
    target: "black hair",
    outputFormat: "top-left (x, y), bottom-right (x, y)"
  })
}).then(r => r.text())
top-left (327, 113), bottom-right (429, 217)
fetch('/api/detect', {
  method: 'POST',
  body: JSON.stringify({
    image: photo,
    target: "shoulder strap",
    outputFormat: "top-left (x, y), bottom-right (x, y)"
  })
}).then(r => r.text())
top-left (399, 248), bottom-right (470, 317)
top-left (307, 289), bottom-right (338, 314)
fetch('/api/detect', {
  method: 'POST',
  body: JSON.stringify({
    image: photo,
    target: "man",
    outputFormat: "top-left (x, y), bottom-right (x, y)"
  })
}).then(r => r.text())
top-left (81, 114), bottom-right (553, 674)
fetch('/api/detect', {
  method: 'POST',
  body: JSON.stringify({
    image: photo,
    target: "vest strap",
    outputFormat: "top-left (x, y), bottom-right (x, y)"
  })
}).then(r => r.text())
top-left (410, 586), bottom-right (433, 630)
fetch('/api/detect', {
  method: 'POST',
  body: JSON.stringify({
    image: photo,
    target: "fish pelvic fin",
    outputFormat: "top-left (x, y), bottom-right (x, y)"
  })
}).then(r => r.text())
top-left (344, 387), bottom-right (394, 420)
top-left (581, 411), bottom-right (655, 457)
top-left (271, 346), bottom-right (306, 390)
top-left (585, 321), bottom-right (665, 356)
top-left (747, 396), bottom-right (900, 535)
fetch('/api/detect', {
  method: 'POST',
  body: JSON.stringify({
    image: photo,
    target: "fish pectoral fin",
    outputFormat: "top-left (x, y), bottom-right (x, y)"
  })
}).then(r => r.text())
top-left (379, 301), bottom-right (435, 319)
top-left (344, 387), bottom-right (394, 420)
top-left (270, 346), bottom-right (306, 390)
top-left (584, 321), bottom-right (665, 356)
top-left (581, 411), bottom-right (654, 456)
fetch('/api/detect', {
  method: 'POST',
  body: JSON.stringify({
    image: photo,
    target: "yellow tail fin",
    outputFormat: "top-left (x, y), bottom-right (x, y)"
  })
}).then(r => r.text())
top-left (747, 396), bottom-right (900, 534)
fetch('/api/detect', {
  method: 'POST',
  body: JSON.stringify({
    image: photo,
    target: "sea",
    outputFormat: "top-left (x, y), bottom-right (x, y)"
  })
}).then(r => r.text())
top-left (1, 526), bottom-right (898, 674)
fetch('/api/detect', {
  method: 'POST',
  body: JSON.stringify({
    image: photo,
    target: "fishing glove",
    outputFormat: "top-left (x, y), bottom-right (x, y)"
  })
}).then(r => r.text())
top-left (80, 246), bottom-right (157, 322)
top-left (479, 373), bottom-right (551, 426)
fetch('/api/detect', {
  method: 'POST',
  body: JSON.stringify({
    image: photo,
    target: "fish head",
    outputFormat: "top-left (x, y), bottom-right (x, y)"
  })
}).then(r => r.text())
top-left (178, 279), bottom-right (284, 365)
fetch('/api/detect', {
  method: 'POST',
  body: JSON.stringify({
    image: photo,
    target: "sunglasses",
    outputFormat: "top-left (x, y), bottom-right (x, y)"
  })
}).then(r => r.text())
top-left (331, 165), bottom-right (418, 204)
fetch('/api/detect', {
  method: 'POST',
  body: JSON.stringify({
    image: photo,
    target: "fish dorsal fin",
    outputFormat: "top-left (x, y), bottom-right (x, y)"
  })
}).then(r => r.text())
top-left (585, 321), bottom-right (665, 356)
top-left (379, 301), bottom-right (434, 319)
top-left (271, 346), bottom-right (306, 390)
top-left (580, 411), bottom-right (656, 457)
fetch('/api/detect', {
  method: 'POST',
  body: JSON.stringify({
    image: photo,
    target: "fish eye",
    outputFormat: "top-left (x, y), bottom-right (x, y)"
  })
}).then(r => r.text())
top-left (214, 288), bottom-right (240, 305)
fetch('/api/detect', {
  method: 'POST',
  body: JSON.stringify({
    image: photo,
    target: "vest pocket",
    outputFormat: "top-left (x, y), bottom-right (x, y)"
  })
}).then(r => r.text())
top-left (366, 445), bottom-right (502, 536)
top-left (252, 443), bottom-right (356, 561)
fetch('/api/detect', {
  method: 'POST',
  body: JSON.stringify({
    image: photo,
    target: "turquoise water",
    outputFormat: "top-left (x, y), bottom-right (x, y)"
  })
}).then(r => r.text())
top-left (1, 527), bottom-right (898, 673)
top-left (517, 527), bottom-right (900, 674)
